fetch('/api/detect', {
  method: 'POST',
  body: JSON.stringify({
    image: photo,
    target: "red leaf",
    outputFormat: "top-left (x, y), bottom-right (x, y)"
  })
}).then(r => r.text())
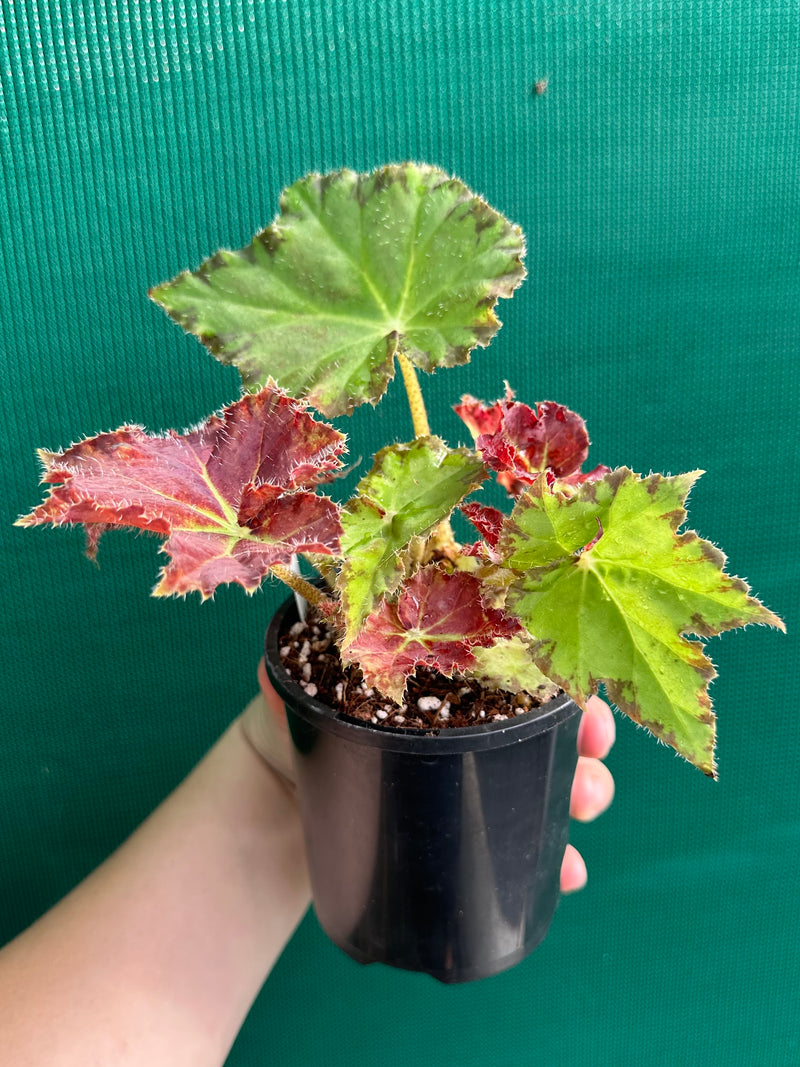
top-left (460, 502), bottom-right (505, 561)
top-left (461, 502), bottom-right (504, 547)
top-left (154, 492), bottom-right (343, 598)
top-left (19, 386), bottom-right (346, 598)
top-left (500, 400), bottom-right (588, 476)
top-left (568, 463), bottom-right (612, 487)
top-left (452, 393), bottom-right (507, 439)
top-left (345, 567), bottom-right (520, 702)
top-left (455, 388), bottom-right (605, 496)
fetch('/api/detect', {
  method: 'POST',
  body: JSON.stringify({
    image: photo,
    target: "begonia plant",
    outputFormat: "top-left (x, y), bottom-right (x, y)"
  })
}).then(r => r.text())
top-left (18, 163), bottom-right (784, 777)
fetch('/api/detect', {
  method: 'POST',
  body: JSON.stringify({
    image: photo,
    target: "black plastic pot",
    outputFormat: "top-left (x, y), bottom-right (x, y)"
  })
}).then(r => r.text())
top-left (265, 592), bottom-right (581, 983)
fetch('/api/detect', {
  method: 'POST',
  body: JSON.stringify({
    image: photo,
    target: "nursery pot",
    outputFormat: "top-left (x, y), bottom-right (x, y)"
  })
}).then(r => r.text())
top-left (265, 592), bottom-right (581, 984)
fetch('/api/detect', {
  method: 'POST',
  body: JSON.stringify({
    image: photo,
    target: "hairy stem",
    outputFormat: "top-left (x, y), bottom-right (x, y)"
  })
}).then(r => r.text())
top-left (397, 353), bottom-right (431, 438)
top-left (271, 564), bottom-right (334, 609)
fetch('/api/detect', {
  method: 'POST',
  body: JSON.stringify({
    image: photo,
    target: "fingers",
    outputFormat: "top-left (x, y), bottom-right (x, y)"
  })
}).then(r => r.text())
top-left (240, 661), bottom-right (296, 788)
top-left (576, 694), bottom-right (616, 760)
top-left (257, 658), bottom-right (289, 726)
top-left (570, 756), bottom-right (615, 821)
top-left (572, 696), bottom-right (616, 821)
top-left (563, 696), bottom-right (616, 893)
top-left (560, 844), bottom-right (587, 893)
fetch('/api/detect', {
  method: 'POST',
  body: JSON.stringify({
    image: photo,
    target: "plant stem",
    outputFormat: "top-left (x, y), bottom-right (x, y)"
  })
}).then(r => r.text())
top-left (397, 353), bottom-right (431, 438)
top-left (270, 564), bottom-right (333, 610)
top-left (428, 521), bottom-right (459, 560)
top-left (396, 352), bottom-right (459, 558)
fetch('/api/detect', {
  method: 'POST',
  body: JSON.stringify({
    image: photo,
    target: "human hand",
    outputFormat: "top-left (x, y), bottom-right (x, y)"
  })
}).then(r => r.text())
top-left (239, 659), bottom-right (298, 794)
top-left (243, 663), bottom-right (615, 893)
top-left (561, 695), bottom-right (616, 892)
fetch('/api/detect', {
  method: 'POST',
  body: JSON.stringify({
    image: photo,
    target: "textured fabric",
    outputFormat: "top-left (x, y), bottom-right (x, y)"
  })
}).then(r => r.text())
top-left (1, 2), bottom-right (798, 1064)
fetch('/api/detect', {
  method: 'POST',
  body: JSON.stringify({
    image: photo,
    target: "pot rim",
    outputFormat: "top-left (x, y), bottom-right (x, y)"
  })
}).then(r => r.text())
top-left (265, 590), bottom-right (581, 755)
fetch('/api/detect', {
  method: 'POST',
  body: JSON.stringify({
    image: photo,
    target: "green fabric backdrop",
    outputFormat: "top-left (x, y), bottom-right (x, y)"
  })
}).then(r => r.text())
top-left (2, 2), bottom-right (797, 1063)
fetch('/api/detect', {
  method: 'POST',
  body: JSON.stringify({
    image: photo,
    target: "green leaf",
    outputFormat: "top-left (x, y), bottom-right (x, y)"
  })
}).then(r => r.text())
top-left (466, 635), bottom-right (559, 700)
top-left (499, 469), bottom-right (785, 776)
top-left (150, 164), bottom-right (525, 417)
top-left (338, 437), bottom-right (486, 642)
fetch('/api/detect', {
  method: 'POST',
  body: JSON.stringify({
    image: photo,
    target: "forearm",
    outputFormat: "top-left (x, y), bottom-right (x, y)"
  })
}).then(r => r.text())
top-left (0, 719), bottom-right (310, 1067)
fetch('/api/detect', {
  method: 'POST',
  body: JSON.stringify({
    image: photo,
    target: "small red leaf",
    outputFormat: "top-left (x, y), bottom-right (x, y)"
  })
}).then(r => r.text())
top-left (500, 400), bottom-right (589, 477)
top-left (566, 463), bottom-right (612, 487)
top-left (460, 502), bottom-right (505, 548)
top-left (460, 502), bottom-right (505, 561)
top-left (461, 542), bottom-right (486, 558)
top-left (19, 386), bottom-right (346, 598)
top-left (453, 394), bottom-right (506, 439)
top-left (345, 567), bottom-right (520, 702)
top-left (456, 388), bottom-right (602, 496)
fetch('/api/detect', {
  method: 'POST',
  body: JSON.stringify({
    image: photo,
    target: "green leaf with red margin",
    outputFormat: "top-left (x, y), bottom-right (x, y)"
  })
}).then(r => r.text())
top-left (498, 468), bottom-right (785, 776)
top-left (338, 437), bottom-right (486, 641)
top-left (150, 164), bottom-right (526, 417)
top-left (17, 386), bottom-right (345, 599)
top-left (345, 567), bottom-right (520, 704)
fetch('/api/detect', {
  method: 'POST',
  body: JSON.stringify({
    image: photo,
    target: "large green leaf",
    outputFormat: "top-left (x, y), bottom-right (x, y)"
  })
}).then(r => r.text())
top-left (150, 164), bottom-right (525, 416)
top-left (499, 468), bottom-right (784, 776)
top-left (338, 437), bottom-right (486, 642)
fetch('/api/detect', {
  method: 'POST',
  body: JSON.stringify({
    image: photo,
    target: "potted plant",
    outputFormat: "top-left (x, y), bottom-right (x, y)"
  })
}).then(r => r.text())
top-left (17, 163), bottom-right (783, 983)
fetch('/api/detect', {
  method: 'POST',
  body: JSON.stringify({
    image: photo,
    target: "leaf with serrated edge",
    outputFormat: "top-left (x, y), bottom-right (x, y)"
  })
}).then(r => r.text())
top-left (150, 164), bottom-right (525, 417)
top-left (338, 437), bottom-right (486, 641)
top-left (345, 567), bottom-right (520, 704)
top-left (455, 390), bottom-right (608, 496)
top-left (499, 469), bottom-right (784, 776)
top-left (17, 387), bottom-right (345, 599)
top-left (467, 635), bottom-right (559, 699)
top-left (461, 501), bottom-right (505, 558)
